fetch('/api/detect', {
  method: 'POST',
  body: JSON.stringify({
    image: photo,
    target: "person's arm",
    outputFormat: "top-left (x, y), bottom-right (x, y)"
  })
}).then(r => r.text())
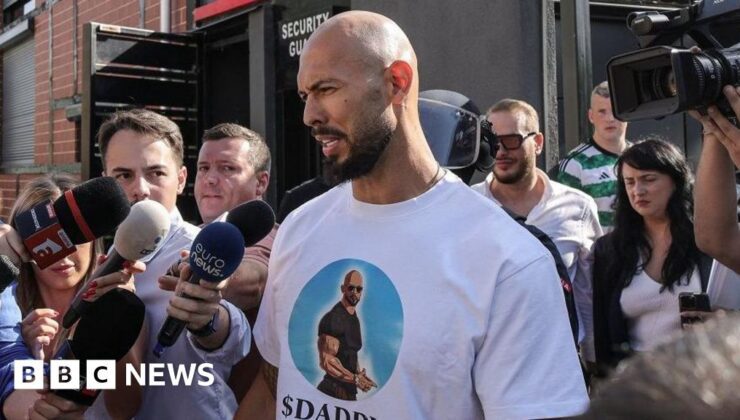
top-left (317, 333), bottom-right (355, 384)
top-left (689, 90), bottom-right (740, 272)
top-left (234, 361), bottom-right (277, 420)
top-left (575, 200), bottom-right (603, 363)
top-left (223, 227), bottom-right (275, 311)
top-left (101, 316), bottom-right (147, 420)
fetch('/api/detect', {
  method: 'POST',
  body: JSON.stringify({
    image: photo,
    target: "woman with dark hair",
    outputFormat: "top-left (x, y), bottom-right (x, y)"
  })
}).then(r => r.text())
top-left (592, 139), bottom-right (713, 374)
top-left (0, 173), bottom-right (145, 419)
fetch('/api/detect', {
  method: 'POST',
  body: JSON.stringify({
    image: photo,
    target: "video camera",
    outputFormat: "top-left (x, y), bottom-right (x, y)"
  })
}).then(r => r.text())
top-left (607, 0), bottom-right (740, 121)
top-left (418, 90), bottom-right (498, 180)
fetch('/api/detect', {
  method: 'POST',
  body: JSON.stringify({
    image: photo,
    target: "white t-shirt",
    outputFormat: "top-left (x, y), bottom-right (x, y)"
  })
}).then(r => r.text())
top-left (472, 169), bottom-right (603, 361)
top-left (254, 172), bottom-right (588, 419)
top-left (620, 268), bottom-right (701, 352)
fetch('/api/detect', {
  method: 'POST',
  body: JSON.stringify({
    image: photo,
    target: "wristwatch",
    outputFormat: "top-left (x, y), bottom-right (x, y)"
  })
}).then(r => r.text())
top-left (187, 307), bottom-right (219, 337)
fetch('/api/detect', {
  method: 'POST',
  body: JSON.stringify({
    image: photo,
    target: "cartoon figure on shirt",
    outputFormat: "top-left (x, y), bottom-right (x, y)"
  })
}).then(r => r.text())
top-left (289, 258), bottom-right (402, 401)
top-left (316, 270), bottom-right (378, 400)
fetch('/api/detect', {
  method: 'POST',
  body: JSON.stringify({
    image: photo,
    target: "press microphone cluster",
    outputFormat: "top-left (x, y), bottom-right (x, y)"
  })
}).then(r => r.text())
top-left (153, 200), bottom-right (276, 357)
top-left (62, 200), bottom-right (171, 329)
top-left (14, 177), bottom-right (130, 269)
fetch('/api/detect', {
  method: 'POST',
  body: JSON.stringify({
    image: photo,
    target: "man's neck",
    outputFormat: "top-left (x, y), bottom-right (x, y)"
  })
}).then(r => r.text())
top-left (352, 125), bottom-right (440, 205)
top-left (341, 299), bottom-right (357, 315)
top-left (592, 134), bottom-right (627, 155)
top-left (490, 170), bottom-right (544, 217)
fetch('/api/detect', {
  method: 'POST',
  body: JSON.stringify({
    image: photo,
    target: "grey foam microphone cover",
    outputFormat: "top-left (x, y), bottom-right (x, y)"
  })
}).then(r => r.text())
top-left (113, 200), bottom-right (171, 260)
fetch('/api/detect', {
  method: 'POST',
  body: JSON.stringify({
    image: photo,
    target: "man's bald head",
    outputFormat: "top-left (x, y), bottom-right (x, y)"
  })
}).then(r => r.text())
top-left (306, 11), bottom-right (416, 68)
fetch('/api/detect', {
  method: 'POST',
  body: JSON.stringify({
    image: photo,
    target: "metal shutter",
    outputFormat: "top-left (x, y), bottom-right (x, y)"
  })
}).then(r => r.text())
top-left (2, 37), bottom-right (35, 166)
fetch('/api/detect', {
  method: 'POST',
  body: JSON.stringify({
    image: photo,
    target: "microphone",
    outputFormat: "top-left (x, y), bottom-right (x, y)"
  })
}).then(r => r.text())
top-left (225, 200), bottom-right (276, 247)
top-left (53, 288), bottom-right (145, 406)
top-left (62, 200), bottom-right (171, 329)
top-left (0, 255), bottom-right (20, 294)
top-left (153, 222), bottom-right (245, 357)
top-left (14, 177), bottom-right (130, 269)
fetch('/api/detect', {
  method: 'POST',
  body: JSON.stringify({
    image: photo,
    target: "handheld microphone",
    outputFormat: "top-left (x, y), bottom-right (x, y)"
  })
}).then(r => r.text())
top-left (14, 177), bottom-right (130, 269)
top-left (0, 255), bottom-right (19, 294)
top-left (153, 222), bottom-right (245, 357)
top-left (53, 288), bottom-right (145, 406)
top-left (62, 200), bottom-right (170, 329)
top-left (225, 199), bottom-right (276, 247)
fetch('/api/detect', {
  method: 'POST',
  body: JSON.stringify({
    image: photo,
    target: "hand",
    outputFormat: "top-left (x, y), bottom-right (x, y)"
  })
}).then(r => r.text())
top-left (81, 256), bottom-right (146, 302)
top-left (158, 250), bottom-right (189, 292)
top-left (28, 391), bottom-right (86, 420)
top-left (166, 262), bottom-right (226, 331)
top-left (21, 309), bottom-right (59, 360)
top-left (355, 369), bottom-right (377, 392)
top-left (0, 224), bottom-right (30, 266)
top-left (689, 85), bottom-right (740, 168)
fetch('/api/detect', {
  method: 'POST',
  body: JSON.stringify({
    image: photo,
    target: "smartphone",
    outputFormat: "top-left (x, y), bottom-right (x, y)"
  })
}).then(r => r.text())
top-left (679, 292), bottom-right (711, 327)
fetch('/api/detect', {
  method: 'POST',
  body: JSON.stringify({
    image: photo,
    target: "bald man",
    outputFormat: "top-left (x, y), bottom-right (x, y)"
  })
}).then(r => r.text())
top-left (239, 11), bottom-right (587, 419)
top-left (316, 270), bottom-right (376, 401)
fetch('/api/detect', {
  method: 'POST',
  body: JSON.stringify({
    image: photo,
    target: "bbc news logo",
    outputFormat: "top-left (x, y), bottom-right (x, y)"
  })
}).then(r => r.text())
top-left (14, 360), bottom-right (215, 389)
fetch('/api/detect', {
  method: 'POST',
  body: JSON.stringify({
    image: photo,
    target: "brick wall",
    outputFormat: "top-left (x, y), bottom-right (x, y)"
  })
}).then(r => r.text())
top-left (0, 0), bottom-right (189, 219)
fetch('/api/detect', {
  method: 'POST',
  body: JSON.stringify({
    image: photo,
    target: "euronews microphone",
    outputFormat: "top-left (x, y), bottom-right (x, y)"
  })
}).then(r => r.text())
top-left (153, 222), bottom-right (245, 357)
top-left (53, 288), bottom-right (146, 406)
top-left (14, 177), bottom-right (130, 269)
top-left (62, 200), bottom-right (171, 329)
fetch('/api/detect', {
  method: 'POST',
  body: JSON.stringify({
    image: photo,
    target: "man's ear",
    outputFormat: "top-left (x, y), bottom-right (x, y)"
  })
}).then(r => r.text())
top-left (587, 108), bottom-right (594, 124)
top-left (177, 166), bottom-right (187, 194)
top-left (534, 133), bottom-right (545, 155)
top-left (387, 60), bottom-right (414, 105)
top-left (255, 171), bottom-right (270, 198)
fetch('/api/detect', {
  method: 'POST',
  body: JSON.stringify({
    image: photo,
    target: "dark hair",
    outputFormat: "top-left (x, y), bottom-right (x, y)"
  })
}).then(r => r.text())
top-left (97, 109), bottom-right (184, 169)
top-left (582, 313), bottom-right (740, 419)
top-left (202, 123), bottom-right (271, 174)
top-left (9, 173), bottom-right (101, 315)
top-left (607, 138), bottom-right (699, 291)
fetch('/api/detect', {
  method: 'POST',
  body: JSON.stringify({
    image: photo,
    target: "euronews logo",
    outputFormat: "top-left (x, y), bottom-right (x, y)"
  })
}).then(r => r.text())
top-left (14, 360), bottom-right (215, 389)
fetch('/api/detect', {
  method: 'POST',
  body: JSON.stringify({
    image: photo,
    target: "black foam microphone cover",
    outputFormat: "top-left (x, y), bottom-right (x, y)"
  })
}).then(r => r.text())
top-left (53, 177), bottom-right (131, 244)
top-left (53, 288), bottom-right (145, 406)
top-left (225, 200), bottom-right (276, 247)
top-left (70, 288), bottom-right (145, 361)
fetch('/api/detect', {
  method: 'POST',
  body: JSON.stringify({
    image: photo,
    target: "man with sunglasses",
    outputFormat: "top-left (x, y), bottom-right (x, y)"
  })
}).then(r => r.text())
top-left (316, 270), bottom-right (377, 401)
top-left (472, 98), bottom-right (602, 365)
top-left (555, 81), bottom-right (629, 231)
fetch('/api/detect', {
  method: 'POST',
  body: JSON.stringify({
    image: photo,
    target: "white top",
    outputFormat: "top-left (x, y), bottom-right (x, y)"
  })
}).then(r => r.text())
top-left (255, 172), bottom-right (588, 420)
top-left (87, 208), bottom-right (250, 419)
top-left (620, 268), bottom-right (701, 352)
top-left (707, 260), bottom-right (740, 310)
top-left (472, 169), bottom-right (603, 361)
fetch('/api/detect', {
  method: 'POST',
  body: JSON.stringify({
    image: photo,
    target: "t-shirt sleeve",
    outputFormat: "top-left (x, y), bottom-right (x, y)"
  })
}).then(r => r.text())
top-left (474, 254), bottom-right (588, 419)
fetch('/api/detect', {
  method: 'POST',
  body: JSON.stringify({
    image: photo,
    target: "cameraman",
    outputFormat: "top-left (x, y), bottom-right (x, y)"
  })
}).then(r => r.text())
top-left (690, 85), bottom-right (740, 273)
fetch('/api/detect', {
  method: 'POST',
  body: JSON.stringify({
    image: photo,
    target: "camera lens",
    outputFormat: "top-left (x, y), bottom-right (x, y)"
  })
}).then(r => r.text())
top-left (650, 67), bottom-right (677, 99)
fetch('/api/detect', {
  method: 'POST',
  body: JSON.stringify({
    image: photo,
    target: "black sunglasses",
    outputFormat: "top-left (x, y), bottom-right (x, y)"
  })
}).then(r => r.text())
top-left (347, 285), bottom-right (364, 292)
top-left (497, 132), bottom-right (537, 151)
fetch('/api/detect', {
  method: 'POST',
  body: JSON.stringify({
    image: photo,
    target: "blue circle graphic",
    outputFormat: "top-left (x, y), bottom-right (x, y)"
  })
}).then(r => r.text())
top-left (288, 259), bottom-right (403, 401)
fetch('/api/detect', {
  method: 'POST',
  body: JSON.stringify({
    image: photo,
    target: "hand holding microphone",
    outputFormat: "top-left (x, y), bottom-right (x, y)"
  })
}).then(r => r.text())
top-left (154, 222), bottom-right (245, 357)
top-left (62, 200), bottom-right (169, 329)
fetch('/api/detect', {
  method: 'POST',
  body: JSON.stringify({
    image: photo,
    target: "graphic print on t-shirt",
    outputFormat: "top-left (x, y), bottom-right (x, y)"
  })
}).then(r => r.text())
top-left (288, 258), bottom-right (403, 401)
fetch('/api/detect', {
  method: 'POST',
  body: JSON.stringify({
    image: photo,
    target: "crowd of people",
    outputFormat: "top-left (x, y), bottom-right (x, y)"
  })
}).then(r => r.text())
top-left (0, 9), bottom-right (737, 420)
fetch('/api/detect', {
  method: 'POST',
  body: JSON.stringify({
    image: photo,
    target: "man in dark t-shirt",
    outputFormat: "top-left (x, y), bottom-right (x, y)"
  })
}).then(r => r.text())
top-left (316, 270), bottom-right (377, 400)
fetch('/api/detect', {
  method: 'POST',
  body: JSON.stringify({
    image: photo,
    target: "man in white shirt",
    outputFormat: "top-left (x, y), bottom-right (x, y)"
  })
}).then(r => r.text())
top-left (239, 11), bottom-right (587, 419)
top-left (89, 109), bottom-right (250, 419)
top-left (472, 98), bottom-right (603, 362)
